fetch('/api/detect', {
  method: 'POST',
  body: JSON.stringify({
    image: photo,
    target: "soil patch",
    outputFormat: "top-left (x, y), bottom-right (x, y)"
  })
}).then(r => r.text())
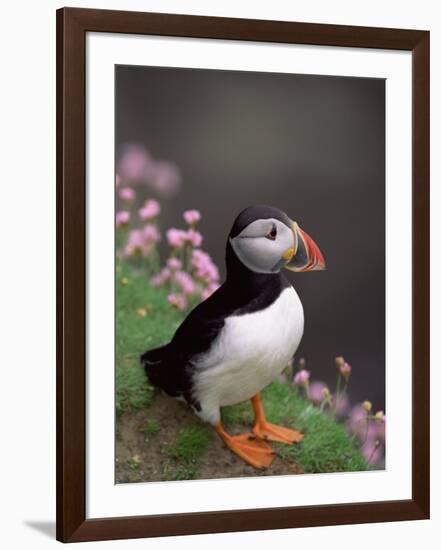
top-left (116, 392), bottom-right (304, 483)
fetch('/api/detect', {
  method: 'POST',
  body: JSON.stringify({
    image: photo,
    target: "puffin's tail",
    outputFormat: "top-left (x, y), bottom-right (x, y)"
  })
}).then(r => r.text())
top-left (140, 345), bottom-right (169, 389)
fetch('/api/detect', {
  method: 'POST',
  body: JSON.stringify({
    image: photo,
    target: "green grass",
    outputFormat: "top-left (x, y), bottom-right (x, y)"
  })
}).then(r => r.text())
top-left (116, 261), bottom-right (368, 476)
top-left (260, 382), bottom-right (367, 473)
top-left (167, 425), bottom-right (213, 464)
top-left (164, 425), bottom-right (213, 480)
top-left (127, 456), bottom-right (141, 471)
top-left (116, 260), bottom-right (185, 415)
top-left (141, 419), bottom-right (161, 437)
top-left (221, 382), bottom-right (367, 473)
top-left (161, 463), bottom-right (199, 482)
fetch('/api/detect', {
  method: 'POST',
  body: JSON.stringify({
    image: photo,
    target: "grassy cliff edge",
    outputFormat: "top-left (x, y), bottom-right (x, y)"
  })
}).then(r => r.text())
top-left (116, 263), bottom-right (368, 482)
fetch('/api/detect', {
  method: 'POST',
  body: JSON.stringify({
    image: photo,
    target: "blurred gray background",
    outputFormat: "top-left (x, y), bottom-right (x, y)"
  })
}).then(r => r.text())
top-left (116, 65), bottom-right (385, 410)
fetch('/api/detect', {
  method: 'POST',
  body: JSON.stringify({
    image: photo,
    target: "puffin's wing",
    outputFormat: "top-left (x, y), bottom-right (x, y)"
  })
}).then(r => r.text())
top-left (169, 289), bottom-right (228, 361)
top-left (141, 285), bottom-right (229, 401)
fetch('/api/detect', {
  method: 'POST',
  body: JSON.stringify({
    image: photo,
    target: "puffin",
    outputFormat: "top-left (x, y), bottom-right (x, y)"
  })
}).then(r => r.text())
top-left (141, 205), bottom-right (325, 469)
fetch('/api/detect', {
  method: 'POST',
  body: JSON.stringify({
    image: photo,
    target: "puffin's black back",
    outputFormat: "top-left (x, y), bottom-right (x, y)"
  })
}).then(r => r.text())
top-left (141, 205), bottom-right (292, 406)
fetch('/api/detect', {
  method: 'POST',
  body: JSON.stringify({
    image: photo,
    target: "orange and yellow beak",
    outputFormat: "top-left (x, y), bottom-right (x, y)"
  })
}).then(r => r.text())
top-left (283, 221), bottom-right (326, 272)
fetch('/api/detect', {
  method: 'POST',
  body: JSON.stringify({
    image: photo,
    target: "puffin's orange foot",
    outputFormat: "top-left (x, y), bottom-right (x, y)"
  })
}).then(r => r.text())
top-left (215, 424), bottom-right (274, 469)
top-left (253, 422), bottom-right (304, 445)
top-left (224, 433), bottom-right (274, 469)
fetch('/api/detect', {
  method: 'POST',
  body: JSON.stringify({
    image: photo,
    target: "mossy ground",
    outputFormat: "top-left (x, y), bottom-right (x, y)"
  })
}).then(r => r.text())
top-left (115, 260), bottom-right (183, 415)
top-left (116, 262), bottom-right (368, 482)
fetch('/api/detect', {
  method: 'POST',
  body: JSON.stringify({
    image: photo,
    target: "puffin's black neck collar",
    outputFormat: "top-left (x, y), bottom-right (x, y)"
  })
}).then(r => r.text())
top-left (225, 241), bottom-right (282, 291)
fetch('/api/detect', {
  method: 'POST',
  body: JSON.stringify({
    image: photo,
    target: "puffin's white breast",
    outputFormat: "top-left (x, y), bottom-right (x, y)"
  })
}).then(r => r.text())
top-left (192, 286), bottom-right (304, 423)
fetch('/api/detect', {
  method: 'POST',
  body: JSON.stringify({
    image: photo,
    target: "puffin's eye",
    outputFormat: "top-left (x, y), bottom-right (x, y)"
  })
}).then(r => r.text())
top-left (265, 224), bottom-right (277, 241)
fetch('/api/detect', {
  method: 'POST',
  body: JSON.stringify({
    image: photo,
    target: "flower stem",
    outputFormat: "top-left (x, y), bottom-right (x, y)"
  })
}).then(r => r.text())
top-left (304, 382), bottom-right (310, 400)
top-left (334, 373), bottom-right (341, 419)
top-left (367, 441), bottom-right (380, 465)
top-left (360, 415), bottom-right (371, 447)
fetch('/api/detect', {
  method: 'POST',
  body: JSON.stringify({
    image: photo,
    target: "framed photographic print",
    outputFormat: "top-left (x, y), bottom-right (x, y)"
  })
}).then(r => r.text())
top-left (56, 7), bottom-right (430, 543)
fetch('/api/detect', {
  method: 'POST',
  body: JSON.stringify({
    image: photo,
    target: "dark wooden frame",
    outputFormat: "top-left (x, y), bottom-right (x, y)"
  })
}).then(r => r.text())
top-left (56, 7), bottom-right (430, 543)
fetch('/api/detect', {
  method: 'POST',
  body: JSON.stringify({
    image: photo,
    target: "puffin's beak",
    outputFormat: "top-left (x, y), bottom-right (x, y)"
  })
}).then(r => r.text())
top-left (283, 222), bottom-right (326, 272)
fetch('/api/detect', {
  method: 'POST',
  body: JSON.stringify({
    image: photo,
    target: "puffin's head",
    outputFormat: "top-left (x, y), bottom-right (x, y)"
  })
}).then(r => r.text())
top-left (229, 205), bottom-right (325, 274)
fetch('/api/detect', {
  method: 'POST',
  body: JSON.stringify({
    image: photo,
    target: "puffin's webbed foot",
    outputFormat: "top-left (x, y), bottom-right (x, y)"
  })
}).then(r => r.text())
top-left (251, 393), bottom-right (304, 445)
top-left (215, 423), bottom-right (274, 469)
top-left (253, 421), bottom-right (304, 444)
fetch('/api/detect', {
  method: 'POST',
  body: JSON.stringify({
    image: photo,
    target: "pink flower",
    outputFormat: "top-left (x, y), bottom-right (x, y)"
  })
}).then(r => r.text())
top-left (117, 142), bottom-right (183, 197)
top-left (166, 228), bottom-right (187, 249)
top-left (333, 393), bottom-right (350, 418)
top-left (142, 224), bottom-right (161, 243)
top-left (150, 274), bottom-right (164, 287)
top-left (115, 174), bottom-right (121, 188)
top-left (339, 362), bottom-right (352, 380)
top-left (124, 229), bottom-right (144, 255)
top-left (150, 268), bottom-right (171, 288)
top-left (348, 404), bottom-right (385, 448)
top-left (186, 229), bottom-right (203, 248)
top-left (116, 211), bottom-right (130, 228)
top-left (117, 143), bottom-right (153, 182)
top-left (166, 257), bottom-right (182, 271)
top-left (309, 381), bottom-right (327, 404)
top-left (201, 288), bottom-right (211, 300)
top-left (124, 227), bottom-right (158, 257)
top-left (192, 250), bottom-right (220, 283)
top-left (348, 404), bottom-right (368, 439)
top-left (201, 282), bottom-right (220, 300)
top-left (150, 160), bottom-right (181, 197)
top-left (175, 271), bottom-right (196, 296)
top-left (139, 199), bottom-right (161, 221)
top-left (118, 187), bottom-right (135, 202)
top-left (361, 437), bottom-right (384, 466)
top-left (168, 293), bottom-right (187, 311)
top-left (370, 417), bottom-right (386, 443)
top-left (192, 249), bottom-right (206, 269)
top-left (183, 209), bottom-right (201, 225)
top-left (293, 369), bottom-right (310, 386)
top-left (191, 249), bottom-right (207, 263)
